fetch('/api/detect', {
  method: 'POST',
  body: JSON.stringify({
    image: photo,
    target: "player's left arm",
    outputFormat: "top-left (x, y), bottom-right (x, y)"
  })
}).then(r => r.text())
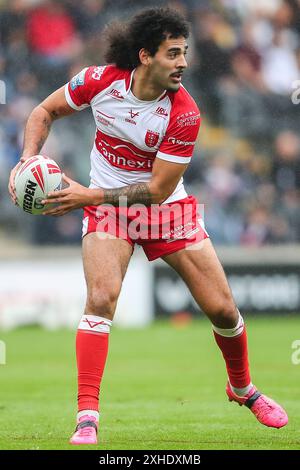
top-left (41, 158), bottom-right (188, 215)
top-left (102, 157), bottom-right (189, 205)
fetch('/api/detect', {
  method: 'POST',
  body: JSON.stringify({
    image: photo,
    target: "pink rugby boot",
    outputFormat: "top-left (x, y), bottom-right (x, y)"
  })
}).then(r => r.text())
top-left (226, 382), bottom-right (288, 428)
top-left (69, 415), bottom-right (98, 445)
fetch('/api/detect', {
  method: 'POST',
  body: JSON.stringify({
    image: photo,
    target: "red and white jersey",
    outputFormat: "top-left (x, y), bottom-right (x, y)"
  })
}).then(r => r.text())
top-left (65, 65), bottom-right (201, 203)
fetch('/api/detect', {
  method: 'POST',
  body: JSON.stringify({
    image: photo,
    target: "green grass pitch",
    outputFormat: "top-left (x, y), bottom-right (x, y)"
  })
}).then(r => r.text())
top-left (0, 317), bottom-right (299, 450)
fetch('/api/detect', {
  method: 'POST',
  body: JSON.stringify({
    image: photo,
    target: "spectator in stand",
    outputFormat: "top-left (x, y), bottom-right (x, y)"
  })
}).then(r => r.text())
top-left (27, 0), bottom-right (82, 64)
top-left (273, 130), bottom-right (300, 193)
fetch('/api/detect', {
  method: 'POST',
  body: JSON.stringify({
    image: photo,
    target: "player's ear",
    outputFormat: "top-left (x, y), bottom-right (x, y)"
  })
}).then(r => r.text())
top-left (139, 48), bottom-right (151, 66)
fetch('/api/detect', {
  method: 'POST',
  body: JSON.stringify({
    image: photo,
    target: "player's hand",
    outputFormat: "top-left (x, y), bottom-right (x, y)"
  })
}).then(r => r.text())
top-left (8, 161), bottom-right (23, 205)
top-left (42, 174), bottom-right (93, 216)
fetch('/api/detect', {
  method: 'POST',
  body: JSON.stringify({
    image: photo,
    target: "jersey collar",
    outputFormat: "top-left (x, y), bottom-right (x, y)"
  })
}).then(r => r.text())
top-left (126, 69), bottom-right (167, 103)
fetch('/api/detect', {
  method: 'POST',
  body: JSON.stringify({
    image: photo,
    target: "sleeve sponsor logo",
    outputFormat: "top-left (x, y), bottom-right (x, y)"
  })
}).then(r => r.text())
top-left (91, 66), bottom-right (106, 80)
top-left (177, 111), bottom-right (200, 127)
top-left (167, 137), bottom-right (195, 146)
top-left (70, 68), bottom-right (88, 91)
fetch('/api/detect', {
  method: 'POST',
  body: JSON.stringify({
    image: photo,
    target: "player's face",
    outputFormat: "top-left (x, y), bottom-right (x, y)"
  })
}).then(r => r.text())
top-left (148, 36), bottom-right (188, 92)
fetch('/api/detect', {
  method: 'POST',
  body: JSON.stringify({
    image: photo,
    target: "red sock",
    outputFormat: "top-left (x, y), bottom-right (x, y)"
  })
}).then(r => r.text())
top-left (76, 315), bottom-right (112, 412)
top-left (213, 317), bottom-right (251, 388)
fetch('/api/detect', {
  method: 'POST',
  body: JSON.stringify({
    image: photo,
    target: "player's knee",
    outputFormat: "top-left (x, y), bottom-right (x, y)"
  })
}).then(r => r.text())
top-left (86, 286), bottom-right (119, 318)
top-left (207, 299), bottom-right (238, 328)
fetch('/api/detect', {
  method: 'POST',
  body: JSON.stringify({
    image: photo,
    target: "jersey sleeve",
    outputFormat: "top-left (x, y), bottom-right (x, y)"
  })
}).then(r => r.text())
top-left (157, 98), bottom-right (201, 164)
top-left (64, 65), bottom-right (108, 111)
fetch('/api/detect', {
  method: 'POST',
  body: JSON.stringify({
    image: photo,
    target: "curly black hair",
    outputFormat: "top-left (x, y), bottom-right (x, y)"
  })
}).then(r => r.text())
top-left (104, 7), bottom-right (189, 70)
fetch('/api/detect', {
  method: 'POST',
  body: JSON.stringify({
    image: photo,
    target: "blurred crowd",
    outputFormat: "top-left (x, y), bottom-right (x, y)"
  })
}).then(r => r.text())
top-left (1, 0), bottom-right (300, 245)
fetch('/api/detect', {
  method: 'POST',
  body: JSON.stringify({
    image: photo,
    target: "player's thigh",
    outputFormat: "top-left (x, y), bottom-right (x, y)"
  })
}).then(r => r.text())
top-left (162, 238), bottom-right (236, 322)
top-left (82, 233), bottom-right (133, 297)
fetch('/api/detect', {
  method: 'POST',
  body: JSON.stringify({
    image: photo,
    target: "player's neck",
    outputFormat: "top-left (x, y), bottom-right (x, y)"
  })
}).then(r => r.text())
top-left (131, 68), bottom-right (165, 101)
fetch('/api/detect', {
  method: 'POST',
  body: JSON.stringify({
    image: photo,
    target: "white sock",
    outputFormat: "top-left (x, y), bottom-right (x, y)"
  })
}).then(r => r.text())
top-left (212, 311), bottom-right (244, 338)
top-left (78, 314), bottom-right (112, 333)
top-left (77, 410), bottom-right (99, 422)
top-left (230, 383), bottom-right (253, 397)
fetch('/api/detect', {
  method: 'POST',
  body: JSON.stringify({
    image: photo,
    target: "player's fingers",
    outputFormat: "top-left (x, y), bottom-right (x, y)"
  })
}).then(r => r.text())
top-left (8, 173), bottom-right (14, 191)
top-left (43, 210), bottom-right (58, 216)
top-left (8, 163), bottom-right (21, 202)
top-left (9, 192), bottom-right (17, 204)
top-left (43, 206), bottom-right (68, 216)
top-left (9, 179), bottom-right (16, 194)
top-left (45, 211), bottom-right (66, 217)
top-left (53, 212), bottom-right (66, 217)
top-left (41, 197), bottom-right (64, 204)
top-left (8, 179), bottom-right (17, 203)
top-left (47, 189), bottom-right (68, 198)
top-left (42, 206), bottom-right (56, 215)
top-left (8, 181), bottom-right (13, 197)
top-left (10, 162), bottom-right (21, 186)
top-left (10, 191), bottom-right (17, 203)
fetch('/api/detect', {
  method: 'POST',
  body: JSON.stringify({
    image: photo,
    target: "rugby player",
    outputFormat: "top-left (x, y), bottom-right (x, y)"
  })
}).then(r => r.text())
top-left (9, 8), bottom-right (288, 445)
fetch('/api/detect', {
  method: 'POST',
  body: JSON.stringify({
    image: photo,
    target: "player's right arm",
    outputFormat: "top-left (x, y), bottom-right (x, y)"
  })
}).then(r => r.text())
top-left (8, 86), bottom-right (76, 204)
top-left (9, 65), bottom-right (107, 204)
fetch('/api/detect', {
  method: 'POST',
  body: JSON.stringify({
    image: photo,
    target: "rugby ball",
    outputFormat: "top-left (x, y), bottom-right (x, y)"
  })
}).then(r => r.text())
top-left (15, 155), bottom-right (62, 215)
